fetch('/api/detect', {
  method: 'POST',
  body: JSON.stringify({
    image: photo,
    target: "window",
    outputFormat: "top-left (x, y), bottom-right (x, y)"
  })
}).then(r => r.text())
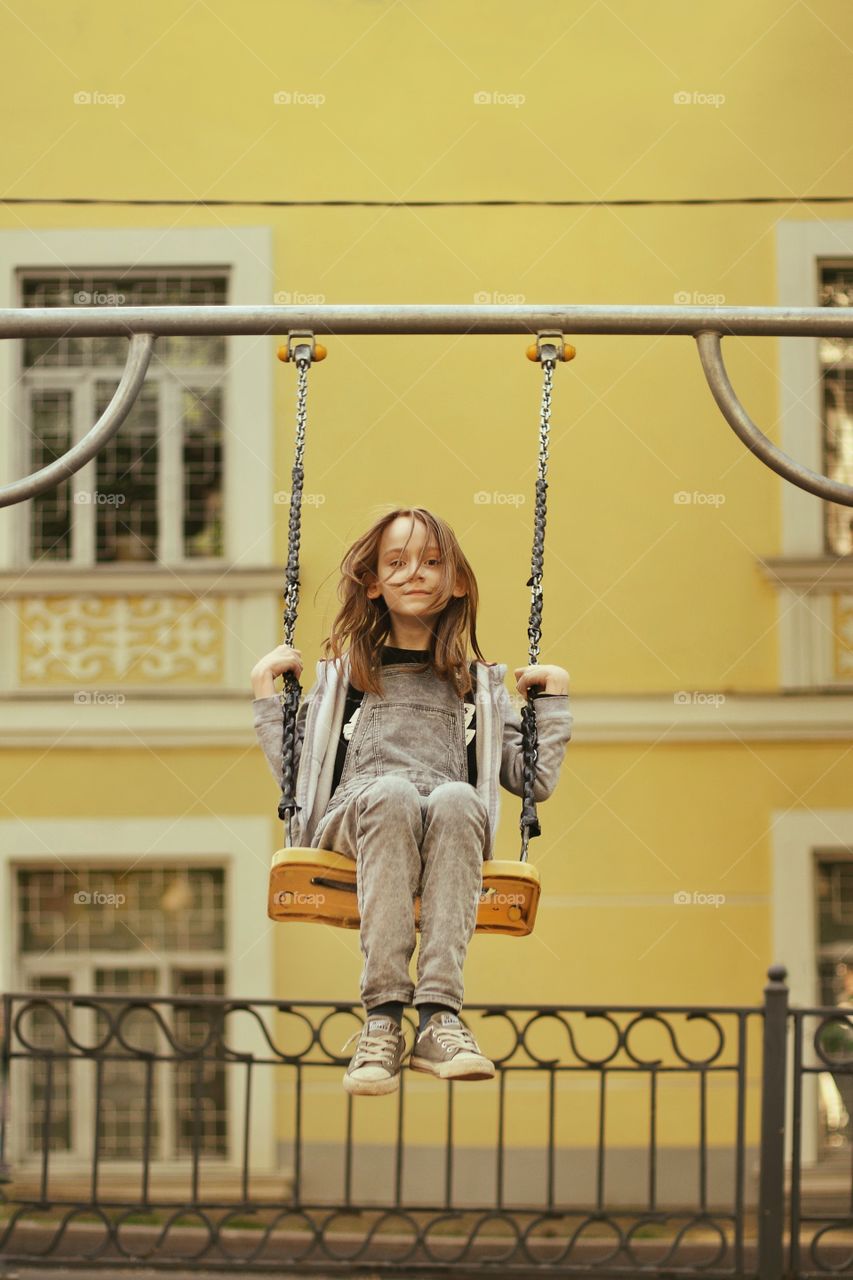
top-left (17, 865), bottom-right (228, 1163)
top-left (815, 853), bottom-right (853, 1006)
top-left (819, 262), bottom-right (853, 557)
top-left (25, 975), bottom-right (73, 1154)
top-left (814, 852), bottom-right (853, 1153)
top-left (20, 271), bottom-right (227, 565)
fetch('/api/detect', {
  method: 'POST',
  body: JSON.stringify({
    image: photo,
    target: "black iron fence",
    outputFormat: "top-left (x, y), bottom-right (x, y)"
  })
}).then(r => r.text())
top-left (788, 1002), bottom-right (853, 1279)
top-left (0, 965), bottom-right (851, 1277)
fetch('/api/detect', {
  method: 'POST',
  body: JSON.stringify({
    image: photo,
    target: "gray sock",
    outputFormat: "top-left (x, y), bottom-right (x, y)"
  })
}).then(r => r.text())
top-left (417, 1001), bottom-right (457, 1033)
top-left (367, 1000), bottom-right (405, 1026)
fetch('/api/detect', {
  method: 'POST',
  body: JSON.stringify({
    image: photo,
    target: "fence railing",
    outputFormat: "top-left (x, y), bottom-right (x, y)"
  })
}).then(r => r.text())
top-left (1, 965), bottom-right (850, 1276)
top-left (788, 1002), bottom-right (853, 1279)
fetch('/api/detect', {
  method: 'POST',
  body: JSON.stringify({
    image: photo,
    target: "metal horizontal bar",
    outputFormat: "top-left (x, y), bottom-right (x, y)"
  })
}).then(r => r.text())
top-left (0, 302), bottom-right (851, 338)
top-left (3, 304), bottom-right (852, 512)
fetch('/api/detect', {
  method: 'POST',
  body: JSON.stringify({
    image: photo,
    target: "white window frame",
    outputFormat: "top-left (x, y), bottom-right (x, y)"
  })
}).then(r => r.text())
top-left (772, 807), bottom-right (853, 1170)
top-left (21, 950), bottom-right (230, 1167)
top-left (0, 228), bottom-right (275, 571)
top-left (773, 222), bottom-right (853, 688)
top-left (0, 816), bottom-right (276, 1175)
top-left (18, 315), bottom-right (225, 567)
top-left (776, 222), bottom-right (853, 556)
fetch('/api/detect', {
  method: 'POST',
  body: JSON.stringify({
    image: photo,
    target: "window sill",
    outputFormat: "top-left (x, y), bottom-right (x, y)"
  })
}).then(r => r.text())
top-left (0, 565), bottom-right (285, 596)
top-left (758, 556), bottom-right (853, 591)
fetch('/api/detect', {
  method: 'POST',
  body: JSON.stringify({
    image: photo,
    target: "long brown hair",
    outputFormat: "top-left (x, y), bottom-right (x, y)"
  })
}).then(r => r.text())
top-left (320, 507), bottom-right (489, 698)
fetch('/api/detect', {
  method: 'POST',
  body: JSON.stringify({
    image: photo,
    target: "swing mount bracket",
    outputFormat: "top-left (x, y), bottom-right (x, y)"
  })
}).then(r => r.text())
top-left (278, 330), bottom-right (328, 365)
top-left (526, 331), bottom-right (576, 363)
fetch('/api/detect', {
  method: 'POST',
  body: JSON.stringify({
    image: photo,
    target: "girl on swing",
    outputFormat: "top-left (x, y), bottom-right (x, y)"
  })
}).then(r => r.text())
top-left (251, 506), bottom-right (572, 1096)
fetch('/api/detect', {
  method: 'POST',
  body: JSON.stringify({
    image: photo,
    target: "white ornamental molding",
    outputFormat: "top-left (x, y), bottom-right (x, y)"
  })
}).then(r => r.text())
top-left (18, 595), bottom-right (225, 684)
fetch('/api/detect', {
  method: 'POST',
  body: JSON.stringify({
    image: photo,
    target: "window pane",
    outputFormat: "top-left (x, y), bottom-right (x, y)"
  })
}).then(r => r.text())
top-left (816, 855), bottom-right (853, 1005)
top-left (16, 870), bottom-right (228, 1163)
top-left (20, 270), bottom-right (229, 566)
top-left (25, 976), bottom-right (72, 1154)
top-left (182, 386), bottom-right (224, 557)
top-left (21, 273), bottom-right (228, 369)
top-left (21, 277), bottom-right (87, 367)
top-left (94, 968), bottom-right (161, 1159)
top-left (173, 969), bottom-right (227, 1157)
top-left (18, 867), bottom-right (226, 953)
top-left (819, 265), bottom-right (853, 556)
top-left (29, 389), bottom-right (72, 560)
top-left (94, 380), bottom-right (159, 562)
top-left (823, 368), bottom-right (853, 557)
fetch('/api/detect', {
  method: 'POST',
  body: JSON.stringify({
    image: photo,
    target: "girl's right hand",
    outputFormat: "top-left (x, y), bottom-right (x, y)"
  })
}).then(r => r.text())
top-left (250, 645), bottom-right (303, 697)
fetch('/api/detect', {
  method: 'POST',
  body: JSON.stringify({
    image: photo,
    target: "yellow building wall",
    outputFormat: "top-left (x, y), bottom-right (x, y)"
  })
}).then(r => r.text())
top-left (2, 0), bottom-right (852, 1159)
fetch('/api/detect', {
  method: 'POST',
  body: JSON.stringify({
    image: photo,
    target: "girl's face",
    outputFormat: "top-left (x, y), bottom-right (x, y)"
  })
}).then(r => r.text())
top-left (366, 516), bottom-right (464, 618)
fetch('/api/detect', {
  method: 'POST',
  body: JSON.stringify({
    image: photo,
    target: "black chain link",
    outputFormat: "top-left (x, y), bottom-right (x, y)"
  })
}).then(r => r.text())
top-left (278, 354), bottom-right (309, 845)
top-left (277, 343), bottom-right (557, 862)
top-left (519, 354), bottom-right (554, 861)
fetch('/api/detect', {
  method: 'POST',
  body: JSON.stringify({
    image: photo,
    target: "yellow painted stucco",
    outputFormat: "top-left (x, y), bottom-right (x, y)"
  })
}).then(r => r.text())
top-left (2, 0), bottom-right (852, 1162)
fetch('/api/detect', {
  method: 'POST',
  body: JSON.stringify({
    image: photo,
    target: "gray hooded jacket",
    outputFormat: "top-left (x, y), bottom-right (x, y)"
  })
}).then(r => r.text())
top-left (252, 653), bottom-right (572, 860)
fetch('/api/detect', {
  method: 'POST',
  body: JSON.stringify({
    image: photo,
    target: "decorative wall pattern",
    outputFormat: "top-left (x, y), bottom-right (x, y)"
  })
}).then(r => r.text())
top-left (18, 595), bottom-right (225, 684)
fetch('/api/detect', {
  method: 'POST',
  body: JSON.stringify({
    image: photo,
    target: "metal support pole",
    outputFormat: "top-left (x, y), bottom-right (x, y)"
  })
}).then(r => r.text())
top-left (758, 963), bottom-right (789, 1280)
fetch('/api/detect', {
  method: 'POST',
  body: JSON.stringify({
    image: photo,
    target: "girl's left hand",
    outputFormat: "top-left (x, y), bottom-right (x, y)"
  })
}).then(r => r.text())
top-left (514, 663), bottom-right (570, 698)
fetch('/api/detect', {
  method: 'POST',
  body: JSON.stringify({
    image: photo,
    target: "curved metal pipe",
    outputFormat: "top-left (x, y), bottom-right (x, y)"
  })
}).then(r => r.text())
top-left (0, 332), bottom-right (155, 508)
top-left (696, 329), bottom-right (853, 508)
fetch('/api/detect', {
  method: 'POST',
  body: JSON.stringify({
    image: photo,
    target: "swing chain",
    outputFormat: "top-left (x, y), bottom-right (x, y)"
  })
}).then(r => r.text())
top-left (275, 330), bottom-right (564, 862)
top-left (278, 342), bottom-right (312, 844)
top-left (519, 336), bottom-right (559, 860)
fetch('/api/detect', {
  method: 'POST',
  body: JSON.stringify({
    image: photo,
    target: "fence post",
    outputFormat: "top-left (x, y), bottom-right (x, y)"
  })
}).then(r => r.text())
top-left (758, 963), bottom-right (789, 1280)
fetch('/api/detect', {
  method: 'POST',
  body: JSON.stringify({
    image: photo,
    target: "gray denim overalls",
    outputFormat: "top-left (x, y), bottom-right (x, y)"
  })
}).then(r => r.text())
top-left (310, 661), bottom-right (490, 1013)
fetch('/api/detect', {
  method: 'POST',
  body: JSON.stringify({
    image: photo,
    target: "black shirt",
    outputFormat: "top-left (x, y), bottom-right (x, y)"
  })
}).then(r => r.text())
top-left (331, 646), bottom-right (479, 792)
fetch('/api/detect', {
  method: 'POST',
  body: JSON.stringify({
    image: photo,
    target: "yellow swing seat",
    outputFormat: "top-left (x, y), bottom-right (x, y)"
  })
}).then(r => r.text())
top-left (268, 846), bottom-right (540, 936)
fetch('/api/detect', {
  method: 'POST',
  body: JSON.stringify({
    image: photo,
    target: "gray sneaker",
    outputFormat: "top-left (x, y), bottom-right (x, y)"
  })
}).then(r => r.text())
top-left (341, 1015), bottom-right (407, 1096)
top-left (409, 1011), bottom-right (495, 1081)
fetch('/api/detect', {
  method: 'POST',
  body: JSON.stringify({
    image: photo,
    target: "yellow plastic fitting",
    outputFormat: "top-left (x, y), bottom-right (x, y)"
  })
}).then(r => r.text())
top-left (277, 337), bottom-right (327, 363)
top-left (526, 334), bottom-right (576, 363)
